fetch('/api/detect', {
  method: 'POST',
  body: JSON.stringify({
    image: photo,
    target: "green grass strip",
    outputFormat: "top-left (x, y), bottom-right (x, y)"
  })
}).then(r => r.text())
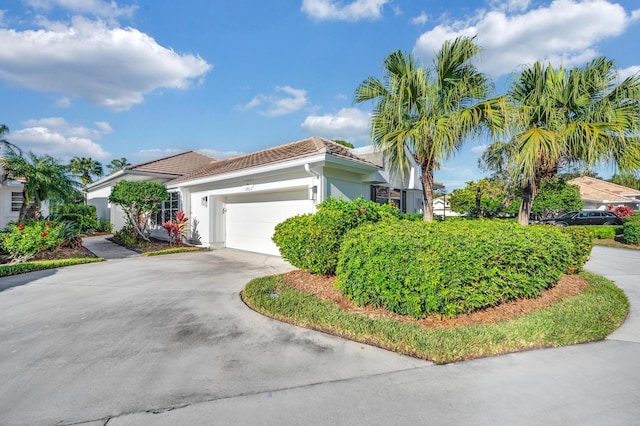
top-left (0, 257), bottom-right (104, 277)
top-left (592, 239), bottom-right (640, 250)
top-left (141, 247), bottom-right (206, 256)
top-left (242, 271), bottom-right (629, 364)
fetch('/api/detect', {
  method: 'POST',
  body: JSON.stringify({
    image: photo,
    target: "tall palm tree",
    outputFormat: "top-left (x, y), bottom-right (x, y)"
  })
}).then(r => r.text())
top-left (355, 37), bottom-right (505, 221)
top-left (0, 124), bottom-right (21, 154)
top-left (503, 58), bottom-right (640, 224)
top-left (1, 152), bottom-right (78, 221)
top-left (68, 156), bottom-right (104, 185)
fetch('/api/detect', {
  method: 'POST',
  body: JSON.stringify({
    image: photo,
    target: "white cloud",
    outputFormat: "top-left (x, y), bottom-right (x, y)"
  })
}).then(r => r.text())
top-left (199, 148), bottom-right (244, 160)
top-left (24, 0), bottom-right (137, 20)
top-left (414, 0), bottom-right (634, 77)
top-left (134, 148), bottom-right (183, 159)
top-left (55, 97), bottom-right (71, 108)
top-left (471, 144), bottom-right (488, 154)
top-left (237, 85), bottom-right (308, 117)
top-left (411, 11), bottom-right (428, 25)
top-left (0, 16), bottom-right (211, 111)
top-left (301, 107), bottom-right (370, 141)
top-left (9, 117), bottom-right (111, 159)
top-left (489, 0), bottom-right (531, 13)
top-left (619, 65), bottom-right (640, 81)
top-left (301, 0), bottom-right (389, 21)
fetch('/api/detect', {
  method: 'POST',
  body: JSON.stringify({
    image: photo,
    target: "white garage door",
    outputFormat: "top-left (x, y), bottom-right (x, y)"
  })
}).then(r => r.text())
top-left (225, 190), bottom-right (314, 256)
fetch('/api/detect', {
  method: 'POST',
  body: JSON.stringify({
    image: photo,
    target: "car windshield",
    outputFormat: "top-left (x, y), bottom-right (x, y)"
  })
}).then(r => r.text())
top-left (557, 212), bottom-right (577, 220)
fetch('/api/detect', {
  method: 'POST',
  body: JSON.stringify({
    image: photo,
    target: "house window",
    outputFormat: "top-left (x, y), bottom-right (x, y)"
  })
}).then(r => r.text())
top-left (11, 192), bottom-right (23, 212)
top-left (371, 186), bottom-right (407, 212)
top-left (154, 191), bottom-right (181, 225)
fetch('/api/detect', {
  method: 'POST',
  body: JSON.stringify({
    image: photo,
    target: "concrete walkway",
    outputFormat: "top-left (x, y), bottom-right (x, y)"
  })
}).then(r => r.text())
top-left (82, 234), bottom-right (139, 259)
top-left (0, 246), bottom-right (638, 425)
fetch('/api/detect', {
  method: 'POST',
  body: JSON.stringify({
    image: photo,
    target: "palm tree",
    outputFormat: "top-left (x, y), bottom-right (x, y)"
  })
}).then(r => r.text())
top-left (1, 152), bottom-right (78, 221)
top-left (354, 37), bottom-right (505, 221)
top-left (68, 156), bottom-right (104, 185)
top-left (502, 58), bottom-right (640, 225)
top-left (106, 157), bottom-right (131, 174)
top-left (0, 124), bottom-right (21, 154)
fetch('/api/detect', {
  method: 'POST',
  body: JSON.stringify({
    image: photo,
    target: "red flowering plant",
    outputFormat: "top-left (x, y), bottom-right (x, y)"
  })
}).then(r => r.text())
top-left (609, 205), bottom-right (634, 218)
top-left (162, 210), bottom-right (189, 246)
top-left (0, 219), bottom-right (64, 263)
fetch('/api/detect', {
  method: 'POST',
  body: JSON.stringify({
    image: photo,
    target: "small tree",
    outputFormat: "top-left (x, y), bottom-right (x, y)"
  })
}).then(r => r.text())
top-left (108, 181), bottom-right (169, 241)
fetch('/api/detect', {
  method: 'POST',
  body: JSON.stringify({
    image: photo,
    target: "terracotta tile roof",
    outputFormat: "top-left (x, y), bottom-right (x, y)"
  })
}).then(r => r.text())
top-left (128, 151), bottom-right (216, 176)
top-left (168, 136), bottom-right (376, 185)
top-left (568, 176), bottom-right (640, 202)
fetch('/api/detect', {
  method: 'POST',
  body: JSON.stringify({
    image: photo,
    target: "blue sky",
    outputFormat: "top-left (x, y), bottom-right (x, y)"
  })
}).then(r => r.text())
top-left (1, 0), bottom-right (639, 189)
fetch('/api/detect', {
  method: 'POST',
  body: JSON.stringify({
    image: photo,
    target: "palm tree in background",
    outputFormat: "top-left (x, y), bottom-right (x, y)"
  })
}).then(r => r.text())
top-left (68, 156), bottom-right (104, 185)
top-left (354, 36), bottom-right (505, 221)
top-left (106, 157), bottom-right (131, 174)
top-left (495, 57), bottom-right (640, 225)
top-left (0, 124), bottom-right (22, 154)
top-left (1, 152), bottom-right (78, 221)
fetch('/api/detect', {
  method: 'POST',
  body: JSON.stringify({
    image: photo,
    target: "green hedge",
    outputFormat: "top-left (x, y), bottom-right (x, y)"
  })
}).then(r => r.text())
top-left (336, 220), bottom-right (592, 318)
top-left (51, 204), bottom-right (100, 234)
top-left (571, 225), bottom-right (623, 240)
top-left (272, 197), bottom-right (398, 276)
top-left (623, 222), bottom-right (640, 245)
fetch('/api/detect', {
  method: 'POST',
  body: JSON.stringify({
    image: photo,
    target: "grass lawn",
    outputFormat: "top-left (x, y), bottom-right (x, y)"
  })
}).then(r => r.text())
top-left (0, 257), bottom-right (104, 277)
top-left (242, 271), bottom-right (629, 364)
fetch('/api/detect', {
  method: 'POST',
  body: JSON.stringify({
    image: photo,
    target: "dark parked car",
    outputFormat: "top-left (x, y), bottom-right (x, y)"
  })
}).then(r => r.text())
top-left (541, 210), bottom-right (623, 227)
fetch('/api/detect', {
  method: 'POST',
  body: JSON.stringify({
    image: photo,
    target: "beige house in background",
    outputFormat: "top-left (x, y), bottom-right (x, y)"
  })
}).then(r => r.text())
top-left (568, 176), bottom-right (640, 211)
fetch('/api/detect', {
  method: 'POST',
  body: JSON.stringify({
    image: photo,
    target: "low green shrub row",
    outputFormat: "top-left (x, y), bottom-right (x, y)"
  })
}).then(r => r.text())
top-left (272, 197), bottom-right (398, 275)
top-left (336, 220), bottom-right (592, 318)
top-left (571, 225), bottom-right (623, 240)
top-left (0, 257), bottom-right (103, 277)
top-left (623, 222), bottom-right (640, 245)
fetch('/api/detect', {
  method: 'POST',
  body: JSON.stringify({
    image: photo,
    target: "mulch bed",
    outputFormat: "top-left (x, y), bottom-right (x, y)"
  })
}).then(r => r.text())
top-left (107, 237), bottom-right (176, 254)
top-left (282, 270), bottom-right (590, 328)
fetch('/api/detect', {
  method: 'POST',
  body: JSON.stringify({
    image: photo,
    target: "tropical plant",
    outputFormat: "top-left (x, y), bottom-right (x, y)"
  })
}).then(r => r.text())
top-left (354, 36), bottom-right (505, 221)
top-left (491, 57), bottom-right (640, 225)
top-left (610, 205), bottom-right (634, 218)
top-left (162, 210), bottom-right (189, 245)
top-left (68, 156), bottom-right (104, 185)
top-left (108, 180), bottom-right (169, 241)
top-left (0, 124), bottom-right (21, 154)
top-left (1, 219), bottom-right (65, 263)
top-left (0, 152), bottom-right (78, 221)
top-left (106, 157), bottom-right (131, 174)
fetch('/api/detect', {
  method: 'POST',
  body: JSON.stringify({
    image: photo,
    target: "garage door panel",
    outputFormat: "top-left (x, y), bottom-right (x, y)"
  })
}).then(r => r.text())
top-left (225, 196), bottom-right (313, 256)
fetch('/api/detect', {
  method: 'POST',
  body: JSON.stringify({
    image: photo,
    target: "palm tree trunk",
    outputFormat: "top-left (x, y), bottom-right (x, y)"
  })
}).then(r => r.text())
top-left (517, 180), bottom-right (538, 225)
top-left (421, 166), bottom-right (435, 222)
top-left (475, 187), bottom-right (484, 219)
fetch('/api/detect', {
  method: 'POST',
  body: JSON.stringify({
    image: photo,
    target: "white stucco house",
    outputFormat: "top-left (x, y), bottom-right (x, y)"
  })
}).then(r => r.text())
top-left (85, 151), bottom-right (215, 231)
top-left (433, 196), bottom-right (460, 218)
top-left (86, 136), bottom-right (443, 256)
top-left (0, 163), bottom-right (24, 228)
top-left (568, 176), bottom-right (640, 211)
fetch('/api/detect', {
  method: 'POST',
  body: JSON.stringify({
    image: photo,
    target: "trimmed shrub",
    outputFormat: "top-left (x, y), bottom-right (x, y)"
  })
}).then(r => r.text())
top-left (272, 197), bottom-right (399, 276)
top-left (623, 222), bottom-right (640, 245)
top-left (51, 204), bottom-right (100, 234)
top-left (336, 220), bottom-right (592, 318)
top-left (624, 211), bottom-right (640, 223)
top-left (571, 225), bottom-right (622, 240)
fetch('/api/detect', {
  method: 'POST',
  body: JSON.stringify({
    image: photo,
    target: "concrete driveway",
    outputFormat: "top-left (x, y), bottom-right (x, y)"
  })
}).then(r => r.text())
top-left (0, 244), bottom-right (639, 425)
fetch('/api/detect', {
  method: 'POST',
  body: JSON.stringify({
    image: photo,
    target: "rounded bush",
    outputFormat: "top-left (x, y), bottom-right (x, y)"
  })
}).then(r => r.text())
top-left (623, 222), bottom-right (640, 245)
top-left (336, 220), bottom-right (592, 318)
top-left (272, 197), bottom-right (399, 276)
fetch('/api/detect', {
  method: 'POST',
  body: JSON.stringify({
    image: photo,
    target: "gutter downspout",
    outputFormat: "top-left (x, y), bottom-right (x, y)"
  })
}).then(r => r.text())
top-left (304, 163), bottom-right (322, 205)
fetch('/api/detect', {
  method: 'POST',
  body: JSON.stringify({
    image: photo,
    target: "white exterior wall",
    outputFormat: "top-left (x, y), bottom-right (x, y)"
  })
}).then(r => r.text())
top-left (0, 185), bottom-right (21, 228)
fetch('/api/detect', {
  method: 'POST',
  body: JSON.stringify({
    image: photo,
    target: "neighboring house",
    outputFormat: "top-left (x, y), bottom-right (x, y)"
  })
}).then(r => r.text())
top-left (0, 163), bottom-right (25, 228)
top-left (433, 196), bottom-right (459, 218)
top-left (568, 176), bottom-right (640, 211)
top-left (85, 151), bottom-right (216, 232)
top-left (86, 136), bottom-right (444, 256)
